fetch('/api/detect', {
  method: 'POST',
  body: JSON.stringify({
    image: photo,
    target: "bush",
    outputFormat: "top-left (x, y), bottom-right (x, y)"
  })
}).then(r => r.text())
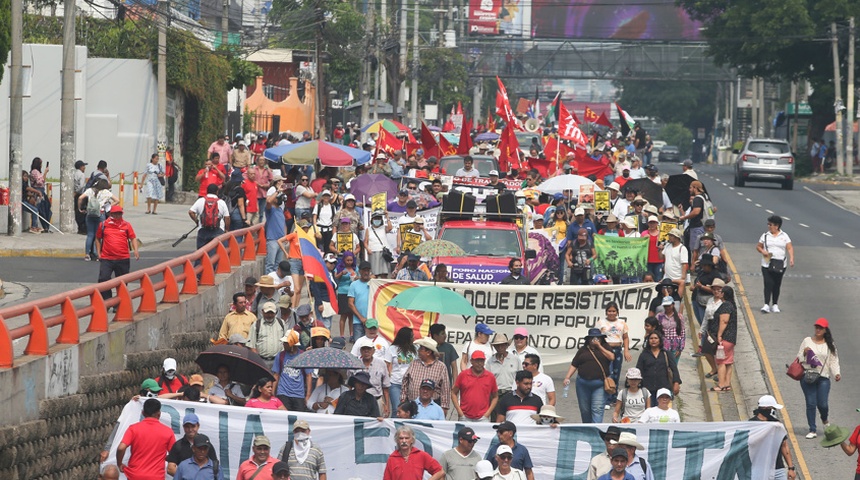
top-left (659, 123), bottom-right (694, 158)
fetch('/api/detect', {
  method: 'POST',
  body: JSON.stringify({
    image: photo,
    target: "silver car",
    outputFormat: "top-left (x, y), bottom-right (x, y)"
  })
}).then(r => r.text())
top-left (733, 138), bottom-right (795, 190)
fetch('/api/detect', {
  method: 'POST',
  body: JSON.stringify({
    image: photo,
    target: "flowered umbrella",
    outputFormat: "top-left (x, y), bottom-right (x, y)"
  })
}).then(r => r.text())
top-left (286, 347), bottom-right (364, 369)
top-left (410, 239), bottom-right (467, 258)
top-left (385, 285), bottom-right (477, 316)
top-left (263, 140), bottom-right (372, 167)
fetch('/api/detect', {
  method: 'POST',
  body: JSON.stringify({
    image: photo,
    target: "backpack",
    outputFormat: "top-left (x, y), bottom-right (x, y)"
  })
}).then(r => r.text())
top-left (255, 317), bottom-right (285, 342)
top-left (156, 374), bottom-right (188, 393)
top-left (619, 387), bottom-right (650, 419)
top-left (85, 171), bottom-right (106, 190)
top-left (86, 192), bottom-right (102, 217)
top-left (696, 194), bottom-right (716, 222)
top-left (200, 197), bottom-right (221, 229)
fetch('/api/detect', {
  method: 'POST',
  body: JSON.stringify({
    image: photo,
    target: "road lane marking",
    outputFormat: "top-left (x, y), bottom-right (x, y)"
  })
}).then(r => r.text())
top-left (798, 223), bottom-right (809, 228)
top-left (737, 192), bottom-right (744, 196)
top-left (765, 209), bottom-right (774, 214)
top-left (803, 186), bottom-right (860, 217)
top-left (821, 231), bottom-right (832, 237)
top-left (728, 187), bottom-right (735, 191)
top-left (746, 198), bottom-right (752, 202)
top-left (783, 216), bottom-right (791, 220)
top-left (755, 203), bottom-right (762, 207)
top-left (722, 249), bottom-right (811, 480)
top-left (846, 243), bottom-right (856, 248)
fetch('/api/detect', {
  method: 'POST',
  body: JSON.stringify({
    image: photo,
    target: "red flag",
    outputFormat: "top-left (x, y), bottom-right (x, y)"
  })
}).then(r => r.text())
top-left (495, 76), bottom-right (515, 126)
top-left (405, 142), bottom-right (423, 157)
top-left (486, 105), bottom-right (496, 132)
top-left (438, 134), bottom-right (457, 157)
top-left (420, 122), bottom-right (441, 158)
top-left (457, 118), bottom-right (473, 155)
top-left (457, 101), bottom-right (463, 115)
top-left (442, 120), bottom-right (456, 132)
top-left (497, 122), bottom-right (521, 172)
top-left (529, 156), bottom-right (559, 178)
top-left (596, 112), bottom-right (613, 128)
top-left (573, 152), bottom-right (614, 178)
top-left (543, 136), bottom-right (575, 164)
top-left (375, 127), bottom-right (404, 157)
top-left (555, 98), bottom-right (588, 147)
top-left (584, 106), bottom-right (599, 123)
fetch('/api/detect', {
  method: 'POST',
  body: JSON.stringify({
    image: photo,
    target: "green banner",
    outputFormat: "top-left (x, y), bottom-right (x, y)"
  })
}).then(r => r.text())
top-left (593, 235), bottom-right (649, 278)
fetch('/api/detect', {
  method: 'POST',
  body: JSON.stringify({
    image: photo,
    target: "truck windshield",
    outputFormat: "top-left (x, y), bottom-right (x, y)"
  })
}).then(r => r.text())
top-left (440, 228), bottom-right (521, 257)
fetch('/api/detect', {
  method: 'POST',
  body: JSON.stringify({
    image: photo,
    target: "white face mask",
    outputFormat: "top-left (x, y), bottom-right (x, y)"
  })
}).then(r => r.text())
top-left (165, 370), bottom-right (176, 380)
top-left (294, 432), bottom-right (310, 445)
top-left (540, 416), bottom-right (555, 425)
top-left (372, 219), bottom-right (383, 228)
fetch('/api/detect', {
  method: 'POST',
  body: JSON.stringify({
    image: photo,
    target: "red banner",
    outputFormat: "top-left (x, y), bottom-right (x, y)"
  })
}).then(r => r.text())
top-left (498, 122), bottom-right (521, 172)
top-left (584, 106), bottom-right (599, 123)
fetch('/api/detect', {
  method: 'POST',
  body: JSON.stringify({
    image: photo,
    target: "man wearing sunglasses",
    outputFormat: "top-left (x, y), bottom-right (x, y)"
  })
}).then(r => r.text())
top-left (440, 427), bottom-right (482, 480)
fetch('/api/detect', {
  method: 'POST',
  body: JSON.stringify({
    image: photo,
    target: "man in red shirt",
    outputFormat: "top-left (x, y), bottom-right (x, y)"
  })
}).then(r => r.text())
top-left (251, 134), bottom-right (267, 163)
top-left (95, 206), bottom-right (139, 300)
top-left (242, 168), bottom-right (260, 225)
top-left (452, 350), bottom-right (499, 421)
top-left (383, 425), bottom-right (444, 480)
top-left (236, 435), bottom-right (276, 480)
top-left (116, 398), bottom-right (176, 479)
top-left (195, 155), bottom-right (226, 197)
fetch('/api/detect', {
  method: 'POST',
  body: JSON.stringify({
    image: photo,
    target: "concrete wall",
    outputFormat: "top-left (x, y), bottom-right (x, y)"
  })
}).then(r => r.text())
top-left (0, 258), bottom-right (262, 479)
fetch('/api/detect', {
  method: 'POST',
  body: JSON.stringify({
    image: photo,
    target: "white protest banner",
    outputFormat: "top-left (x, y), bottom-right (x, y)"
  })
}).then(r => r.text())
top-left (368, 279), bottom-right (656, 365)
top-left (106, 399), bottom-right (785, 480)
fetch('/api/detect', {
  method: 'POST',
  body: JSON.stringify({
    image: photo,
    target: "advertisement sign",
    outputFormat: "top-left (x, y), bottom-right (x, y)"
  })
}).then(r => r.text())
top-left (368, 279), bottom-right (655, 365)
top-left (468, 0), bottom-right (526, 36)
top-left (107, 399), bottom-right (785, 480)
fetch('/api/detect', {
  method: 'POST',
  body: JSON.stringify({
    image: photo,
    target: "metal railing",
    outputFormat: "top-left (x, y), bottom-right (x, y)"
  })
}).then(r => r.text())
top-left (0, 224), bottom-right (266, 369)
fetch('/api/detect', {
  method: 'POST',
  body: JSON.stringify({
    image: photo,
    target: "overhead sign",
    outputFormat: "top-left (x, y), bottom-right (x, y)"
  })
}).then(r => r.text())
top-left (106, 399), bottom-right (787, 480)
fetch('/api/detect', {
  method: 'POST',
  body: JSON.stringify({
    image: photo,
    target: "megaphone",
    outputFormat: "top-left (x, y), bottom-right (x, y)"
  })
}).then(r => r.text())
top-left (525, 118), bottom-right (540, 132)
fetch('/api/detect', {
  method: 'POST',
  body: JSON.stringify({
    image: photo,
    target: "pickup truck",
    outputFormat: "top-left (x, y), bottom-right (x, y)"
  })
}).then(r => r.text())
top-left (436, 218), bottom-right (536, 284)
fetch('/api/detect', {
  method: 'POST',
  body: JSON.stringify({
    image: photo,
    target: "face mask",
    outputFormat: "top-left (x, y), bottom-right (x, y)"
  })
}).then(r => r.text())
top-left (294, 433), bottom-right (310, 445)
top-left (165, 370), bottom-right (176, 380)
top-left (517, 199), bottom-right (526, 206)
top-left (372, 219), bottom-right (383, 227)
top-left (540, 416), bottom-right (555, 425)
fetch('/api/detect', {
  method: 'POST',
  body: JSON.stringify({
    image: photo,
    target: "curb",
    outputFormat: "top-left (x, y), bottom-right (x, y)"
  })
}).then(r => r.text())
top-left (0, 238), bottom-right (180, 258)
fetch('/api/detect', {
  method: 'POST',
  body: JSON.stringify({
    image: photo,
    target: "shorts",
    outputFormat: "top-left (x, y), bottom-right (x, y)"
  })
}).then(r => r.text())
top-left (289, 258), bottom-right (304, 275)
top-left (338, 293), bottom-right (350, 314)
top-left (716, 340), bottom-right (735, 365)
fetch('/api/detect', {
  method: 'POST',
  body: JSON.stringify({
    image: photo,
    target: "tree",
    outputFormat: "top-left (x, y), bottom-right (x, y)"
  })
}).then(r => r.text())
top-left (615, 80), bottom-right (717, 130)
top-left (415, 47), bottom-right (470, 116)
top-left (659, 123), bottom-right (694, 158)
top-left (0, 0), bottom-right (12, 83)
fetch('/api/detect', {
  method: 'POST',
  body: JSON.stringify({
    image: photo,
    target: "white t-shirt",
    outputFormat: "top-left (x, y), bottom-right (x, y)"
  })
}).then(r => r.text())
top-left (662, 243), bottom-right (689, 280)
top-left (295, 185), bottom-right (314, 210)
top-left (507, 346), bottom-right (543, 374)
top-left (350, 335), bottom-right (391, 359)
top-left (597, 319), bottom-right (628, 344)
top-left (268, 271), bottom-right (292, 297)
top-left (628, 167), bottom-right (646, 179)
top-left (638, 406), bottom-right (680, 423)
top-left (315, 202), bottom-right (336, 227)
top-left (619, 388), bottom-right (649, 422)
top-left (528, 372), bottom-right (555, 405)
top-left (384, 345), bottom-right (417, 384)
top-left (463, 341), bottom-right (494, 363)
top-left (493, 468), bottom-right (527, 480)
top-left (759, 230), bottom-right (791, 267)
top-left (455, 168), bottom-right (481, 178)
top-left (367, 225), bottom-right (391, 251)
top-left (306, 383), bottom-right (350, 414)
top-left (612, 199), bottom-right (631, 219)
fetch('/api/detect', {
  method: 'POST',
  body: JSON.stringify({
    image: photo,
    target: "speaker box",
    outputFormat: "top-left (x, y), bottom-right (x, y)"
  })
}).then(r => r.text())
top-left (443, 190), bottom-right (476, 221)
top-left (487, 192), bottom-right (517, 222)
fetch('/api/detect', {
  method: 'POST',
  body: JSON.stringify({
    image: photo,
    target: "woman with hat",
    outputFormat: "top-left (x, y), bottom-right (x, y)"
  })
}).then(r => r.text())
top-left (307, 368), bottom-right (349, 414)
top-left (796, 318), bottom-right (841, 439)
top-left (698, 278), bottom-right (725, 379)
top-left (642, 215), bottom-right (663, 280)
top-left (531, 405), bottom-right (565, 426)
top-left (334, 371), bottom-right (382, 418)
top-left (656, 296), bottom-right (685, 361)
top-left (563, 328), bottom-right (616, 423)
top-left (691, 253), bottom-right (722, 326)
top-left (613, 368), bottom-right (650, 424)
top-left (648, 278), bottom-right (680, 316)
top-left (636, 331), bottom-right (681, 405)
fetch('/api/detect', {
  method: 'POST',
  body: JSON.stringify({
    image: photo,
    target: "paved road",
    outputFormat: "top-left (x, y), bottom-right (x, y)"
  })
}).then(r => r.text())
top-left (692, 162), bottom-right (860, 479)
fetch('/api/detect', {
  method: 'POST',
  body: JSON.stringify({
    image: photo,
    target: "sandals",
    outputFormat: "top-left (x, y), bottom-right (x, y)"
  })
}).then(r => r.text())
top-left (705, 371), bottom-right (718, 379)
top-left (709, 386), bottom-right (732, 392)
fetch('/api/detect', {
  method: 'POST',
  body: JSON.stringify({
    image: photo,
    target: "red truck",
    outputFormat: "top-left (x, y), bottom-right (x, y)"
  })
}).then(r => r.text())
top-left (436, 218), bottom-right (536, 284)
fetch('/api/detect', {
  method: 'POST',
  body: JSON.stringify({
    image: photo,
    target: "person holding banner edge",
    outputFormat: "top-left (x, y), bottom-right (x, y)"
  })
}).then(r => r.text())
top-left (563, 328), bottom-right (616, 423)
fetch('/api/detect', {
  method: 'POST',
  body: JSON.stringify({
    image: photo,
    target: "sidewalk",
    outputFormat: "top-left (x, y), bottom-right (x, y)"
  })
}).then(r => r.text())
top-left (0, 201), bottom-right (198, 258)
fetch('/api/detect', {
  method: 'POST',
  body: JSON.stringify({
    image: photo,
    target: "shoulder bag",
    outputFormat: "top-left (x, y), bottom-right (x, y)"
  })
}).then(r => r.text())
top-left (803, 350), bottom-right (828, 384)
top-left (371, 227), bottom-right (395, 263)
top-left (786, 359), bottom-right (804, 381)
top-left (157, 164), bottom-right (166, 186)
top-left (588, 348), bottom-right (616, 395)
top-left (764, 235), bottom-right (785, 273)
top-left (664, 350), bottom-right (674, 386)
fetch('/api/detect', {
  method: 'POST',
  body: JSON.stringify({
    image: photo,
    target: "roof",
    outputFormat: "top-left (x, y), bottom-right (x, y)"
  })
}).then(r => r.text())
top-left (246, 49), bottom-right (294, 63)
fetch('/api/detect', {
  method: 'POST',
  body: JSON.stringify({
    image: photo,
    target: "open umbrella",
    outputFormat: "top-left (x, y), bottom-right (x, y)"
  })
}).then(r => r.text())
top-left (536, 174), bottom-right (596, 195)
top-left (427, 125), bottom-right (442, 132)
top-left (621, 178), bottom-right (663, 207)
top-left (474, 132), bottom-right (500, 142)
top-left (286, 347), bottom-right (364, 369)
top-left (665, 174), bottom-right (707, 210)
top-left (385, 285), bottom-right (477, 316)
top-left (348, 174), bottom-right (398, 203)
top-left (263, 140), bottom-right (372, 167)
top-left (410, 239), bottom-right (467, 258)
top-left (195, 344), bottom-right (273, 385)
top-left (362, 119), bottom-right (413, 139)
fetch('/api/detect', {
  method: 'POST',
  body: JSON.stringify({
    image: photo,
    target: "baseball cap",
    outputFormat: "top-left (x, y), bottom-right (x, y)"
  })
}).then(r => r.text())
top-left (109, 205), bottom-right (124, 215)
top-left (296, 304), bottom-right (312, 317)
top-left (163, 358), bottom-right (177, 371)
top-left (610, 447), bottom-right (629, 460)
top-left (513, 327), bottom-right (528, 337)
top-left (420, 379), bottom-right (437, 390)
top-left (493, 421), bottom-right (517, 433)
top-left (758, 395), bottom-right (784, 409)
top-left (475, 323), bottom-right (494, 335)
top-left (192, 434), bottom-right (211, 448)
top-left (626, 368), bottom-right (642, 380)
top-left (324, 253), bottom-right (338, 263)
top-left (74, 160), bottom-right (87, 169)
top-left (244, 276), bottom-right (258, 286)
top-left (141, 378), bottom-right (162, 392)
top-left (489, 170), bottom-right (499, 176)
top-left (343, 193), bottom-right (356, 202)
top-left (458, 427), bottom-right (480, 441)
top-left (358, 261), bottom-right (372, 270)
top-left (475, 460), bottom-right (494, 479)
top-left (657, 388), bottom-right (673, 398)
top-left (574, 207), bottom-right (585, 216)
top-left (272, 462), bottom-right (290, 475)
top-left (406, 200), bottom-right (418, 209)
top-left (189, 374), bottom-right (204, 386)
top-left (815, 318), bottom-right (829, 329)
top-left (704, 218), bottom-right (716, 227)
top-left (365, 318), bottom-right (379, 329)
top-left (321, 189), bottom-right (332, 196)
top-left (253, 435), bottom-right (271, 447)
top-left (261, 301), bottom-right (278, 313)
top-left (682, 159), bottom-right (693, 167)
top-left (496, 445), bottom-right (513, 456)
top-left (470, 350), bottom-right (486, 360)
top-left (293, 419), bottom-right (310, 431)
top-left (661, 296), bottom-right (674, 306)
top-left (183, 413), bottom-right (200, 425)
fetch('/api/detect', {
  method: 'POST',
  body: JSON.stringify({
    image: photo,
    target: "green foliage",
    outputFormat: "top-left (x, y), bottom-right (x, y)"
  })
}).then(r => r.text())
top-left (0, 0), bottom-right (9, 83)
top-left (243, 107), bottom-right (255, 136)
top-left (416, 47), bottom-right (470, 114)
top-left (218, 45), bottom-right (263, 91)
top-left (659, 123), bottom-right (694, 158)
top-left (616, 80), bottom-right (716, 129)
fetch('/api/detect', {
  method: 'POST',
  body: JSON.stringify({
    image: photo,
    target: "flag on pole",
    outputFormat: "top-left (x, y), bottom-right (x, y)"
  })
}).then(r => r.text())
top-left (498, 122), bottom-right (521, 172)
top-left (615, 103), bottom-right (636, 136)
top-left (544, 92), bottom-right (560, 126)
top-left (375, 128), bottom-right (404, 157)
top-left (584, 106), bottom-right (599, 123)
top-left (420, 122), bottom-right (441, 158)
top-left (487, 106), bottom-right (496, 132)
top-left (596, 112), bottom-right (613, 128)
top-left (457, 118), bottom-right (473, 155)
top-left (555, 94), bottom-right (588, 147)
top-left (347, 89), bottom-right (354, 105)
top-left (438, 134), bottom-right (457, 156)
top-left (300, 238), bottom-right (339, 314)
top-left (495, 76), bottom-right (516, 126)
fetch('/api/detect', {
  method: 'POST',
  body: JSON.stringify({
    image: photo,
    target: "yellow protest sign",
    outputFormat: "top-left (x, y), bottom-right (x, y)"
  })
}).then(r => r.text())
top-left (337, 233), bottom-right (355, 253)
top-left (594, 191), bottom-right (610, 216)
top-left (659, 221), bottom-right (677, 243)
top-left (401, 232), bottom-right (422, 253)
top-left (371, 192), bottom-right (387, 213)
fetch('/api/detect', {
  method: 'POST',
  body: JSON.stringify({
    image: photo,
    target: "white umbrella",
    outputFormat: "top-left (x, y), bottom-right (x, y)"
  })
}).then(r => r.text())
top-left (536, 174), bottom-right (597, 195)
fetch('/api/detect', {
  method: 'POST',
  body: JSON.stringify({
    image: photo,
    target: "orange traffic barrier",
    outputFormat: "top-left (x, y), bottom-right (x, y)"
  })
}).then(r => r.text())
top-left (199, 253), bottom-right (216, 286)
top-left (114, 282), bottom-right (134, 322)
top-left (162, 266), bottom-right (180, 303)
top-left (243, 232), bottom-right (256, 261)
top-left (215, 243), bottom-right (232, 274)
top-left (25, 307), bottom-right (49, 356)
top-left (56, 298), bottom-right (80, 345)
top-left (227, 236), bottom-right (242, 266)
top-left (0, 315), bottom-right (13, 368)
top-left (181, 260), bottom-right (198, 295)
top-left (88, 291), bottom-right (108, 333)
top-left (257, 234), bottom-right (267, 255)
top-left (138, 274), bottom-right (157, 313)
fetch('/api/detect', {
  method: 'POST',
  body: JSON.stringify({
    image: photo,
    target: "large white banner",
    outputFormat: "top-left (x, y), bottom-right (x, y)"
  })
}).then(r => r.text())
top-left (106, 399), bottom-right (785, 480)
top-left (368, 280), bottom-right (655, 366)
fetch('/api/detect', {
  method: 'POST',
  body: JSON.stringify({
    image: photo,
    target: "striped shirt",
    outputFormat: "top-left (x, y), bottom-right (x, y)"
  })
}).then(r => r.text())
top-left (286, 443), bottom-right (327, 480)
top-left (247, 318), bottom-right (287, 360)
top-left (401, 359), bottom-right (451, 409)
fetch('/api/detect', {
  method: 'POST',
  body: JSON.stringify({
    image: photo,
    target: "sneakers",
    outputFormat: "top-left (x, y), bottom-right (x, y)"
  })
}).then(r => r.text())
top-left (805, 432), bottom-right (817, 439)
top-left (761, 305), bottom-right (771, 313)
top-left (604, 405), bottom-right (612, 410)
top-left (771, 305), bottom-right (781, 313)
top-left (691, 351), bottom-right (703, 358)
top-left (84, 255), bottom-right (92, 262)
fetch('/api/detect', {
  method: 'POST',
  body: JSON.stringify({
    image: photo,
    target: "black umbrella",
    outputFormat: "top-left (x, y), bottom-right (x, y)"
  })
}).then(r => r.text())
top-left (621, 178), bottom-right (663, 208)
top-left (665, 174), bottom-right (708, 210)
top-left (195, 344), bottom-right (274, 385)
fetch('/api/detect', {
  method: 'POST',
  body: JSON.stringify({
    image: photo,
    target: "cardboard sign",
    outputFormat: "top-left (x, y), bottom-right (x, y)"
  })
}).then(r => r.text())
top-left (336, 233), bottom-right (355, 253)
top-left (579, 184), bottom-right (594, 204)
top-left (659, 221), bottom-right (678, 243)
top-left (371, 192), bottom-right (387, 214)
top-left (594, 190), bottom-right (611, 216)
top-left (401, 231), bottom-right (422, 253)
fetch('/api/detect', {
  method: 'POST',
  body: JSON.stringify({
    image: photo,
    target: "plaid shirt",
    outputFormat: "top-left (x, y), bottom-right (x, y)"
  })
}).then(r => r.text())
top-left (400, 359), bottom-right (451, 409)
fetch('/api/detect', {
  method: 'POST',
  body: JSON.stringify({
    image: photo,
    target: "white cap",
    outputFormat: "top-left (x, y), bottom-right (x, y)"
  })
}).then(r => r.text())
top-left (758, 395), bottom-right (783, 409)
top-left (489, 170), bottom-right (499, 176)
top-left (656, 388), bottom-right (672, 398)
top-left (648, 215), bottom-right (660, 223)
top-left (574, 207), bottom-right (585, 216)
top-left (496, 445), bottom-right (513, 456)
top-left (163, 358), bottom-right (177, 371)
top-left (238, 141), bottom-right (246, 146)
top-left (321, 190), bottom-right (332, 196)
top-left (606, 182), bottom-right (621, 192)
top-left (343, 193), bottom-right (356, 202)
top-left (355, 337), bottom-right (375, 350)
top-left (475, 460), bottom-right (494, 478)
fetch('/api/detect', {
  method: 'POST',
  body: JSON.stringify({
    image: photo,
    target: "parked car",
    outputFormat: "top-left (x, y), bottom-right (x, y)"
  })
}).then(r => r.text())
top-left (658, 146), bottom-right (680, 163)
top-left (733, 138), bottom-right (795, 190)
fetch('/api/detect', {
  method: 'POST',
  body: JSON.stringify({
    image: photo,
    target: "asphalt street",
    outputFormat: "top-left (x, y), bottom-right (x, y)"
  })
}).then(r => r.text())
top-left (691, 162), bottom-right (860, 479)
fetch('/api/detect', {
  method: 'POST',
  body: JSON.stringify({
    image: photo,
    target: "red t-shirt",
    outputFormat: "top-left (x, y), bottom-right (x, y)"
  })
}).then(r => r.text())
top-left (643, 231), bottom-right (662, 263)
top-left (242, 179), bottom-right (259, 212)
top-left (96, 218), bottom-right (136, 261)
top-left (382, 448), bottom-right (442, 480)
top-left (850, 426), bottom-right (860, 473)
top-left (154, 374), bottom-right (188, 394)
top-left (197, 168), bottom-right (224, 197)
top-left (120, 417), bottom-right (176, 480)
top-left (454, 368), bottom-right (498, 419)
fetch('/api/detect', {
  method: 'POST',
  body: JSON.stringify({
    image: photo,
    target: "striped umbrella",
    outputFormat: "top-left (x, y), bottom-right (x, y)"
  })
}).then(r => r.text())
top-left (263, 140), bottom-right (372, 166)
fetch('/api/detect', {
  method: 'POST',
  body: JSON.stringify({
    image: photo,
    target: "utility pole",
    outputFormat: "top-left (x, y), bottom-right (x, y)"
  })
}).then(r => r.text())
top-left (157, 1), bottom-right (169, 169)
top-left (410, 0), bottom-right (419, 124)
top-left (847, 17), bottom-right (855, 178)
top-left (7, 0), bottom-right (23, 236)
top-left (360, 0), bottom-right (374, 134)
top-left (832, 22), bottom-right (845, 175)
top-left (315, 3), bottom-right (327, 141)
top-left (379, 0), bottom-right (387, 104)
top-left (221, 0), bottom-right (229, 46)
top-left (59, 0), bottom-right (77, 233)
top-left (791, 81), bottom-right (799, 152)
top-left (398, 0), bottom-right (408, 120)
top-left (750, 78), bottom-right (758, 137)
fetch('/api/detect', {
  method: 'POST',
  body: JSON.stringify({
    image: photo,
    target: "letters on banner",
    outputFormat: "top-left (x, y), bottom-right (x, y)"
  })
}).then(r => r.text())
top-left (106, 399), bottom-right (785, 480)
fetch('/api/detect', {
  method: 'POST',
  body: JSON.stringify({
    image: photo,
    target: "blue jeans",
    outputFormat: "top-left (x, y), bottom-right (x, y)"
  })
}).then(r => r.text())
top-left (389, 383), bottom-right (402, 416)
top-left (257, 198), bottom-right (266, 218)
top-left (576, 377), bottom-right (606, 423)
top-left (352, 320), bottom-right (365, 343)
top-left (265, 239), bottom-right (284, 275)
top-left (605, 346), bottom-right (623, 405)
top-left (692, 298), bottom-right (705, 325)
top-left (85, 215), bottom-right (104, 256)
top-left (647, 263), bottom-right (663, 281)
top-left (800, 376), bottom-right (830, 433)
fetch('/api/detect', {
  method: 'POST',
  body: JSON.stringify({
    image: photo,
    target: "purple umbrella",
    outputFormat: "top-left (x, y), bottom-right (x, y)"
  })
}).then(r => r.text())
top-left (427, 125), bottom-right (442, 132)
top-left (348, 173), bottom-right (399, 204)
top-left (474, 132), bottom-right (500, 142)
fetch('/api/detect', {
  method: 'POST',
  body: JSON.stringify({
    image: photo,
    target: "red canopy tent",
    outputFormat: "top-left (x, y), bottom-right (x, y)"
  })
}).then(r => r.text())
top-left (825, 120), bottom-right (859, 132)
